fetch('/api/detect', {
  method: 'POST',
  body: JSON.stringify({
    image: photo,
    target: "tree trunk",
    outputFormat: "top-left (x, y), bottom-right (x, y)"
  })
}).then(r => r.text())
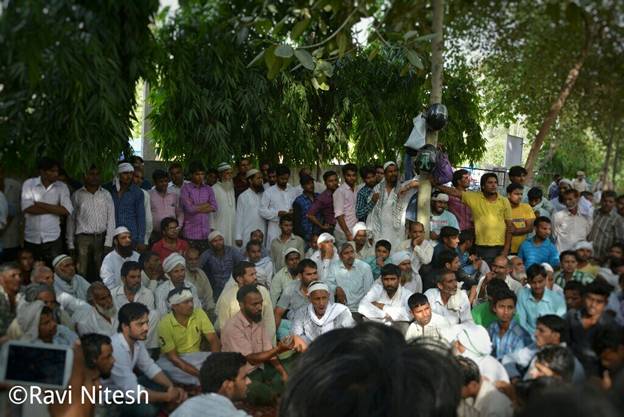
top-left (613, 134), bottom-right (621, 186)
top-left (602, 122), bottom-right (615, 188)
top-left (525, 19), bottom-right (593, 184)
top-left (416, 0), bottom-right (444, 236)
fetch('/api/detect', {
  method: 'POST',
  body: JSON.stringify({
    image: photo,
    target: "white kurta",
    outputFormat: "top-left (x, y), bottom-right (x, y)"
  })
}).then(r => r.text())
top-left (259, 184), bottom-right (298, 246)
top-left (358, 283), bottom-right (413, 323)
top-left (212, 182), bottom-right (236, 246)
top-left (235, 188), bottom-right (267, 247)
top-left (142, 189), bottom-right (152, 244)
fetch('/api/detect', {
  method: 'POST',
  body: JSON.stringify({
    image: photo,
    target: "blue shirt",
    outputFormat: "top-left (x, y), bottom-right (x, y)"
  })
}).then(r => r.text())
top-left (518, 237), bottom-right (560, 270)
top-left (293, 193), bottom-right (318, 242)
top-left (516, 287), bottom-right (566, 335)
top-left (104, 184), bottom-right (145, 245)
top-left (325, 259), bottom-right (374, 312)
top-left (199, 246), bottom-right (244, 300)
top-left (430, 210), bottom-right (459, 236)
top-left (488, 320), bottom-right (531, 360)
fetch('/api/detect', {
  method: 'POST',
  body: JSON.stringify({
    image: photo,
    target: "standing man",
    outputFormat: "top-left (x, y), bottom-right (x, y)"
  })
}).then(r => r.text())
top-left (572, 171), bottom-right (588, 193)
top-left (168, 162), bottom-right (188, 196)
top-left (292, 175), bottom-right (318, 243)
top-left (259, 165), bottom-right (298, 246)
top-left (517, 217), bottom-right (560, 269)
top-left (149, 169), bottom-right (183, 244)
top-left (429, 193), bottom-right (459, 241)
top-left (552, 189), bottom-right (592, 253)
top-left (21, 157), bottom-right (73, 265)
top-left (306, 171), bottom-right (339, 237)
top-left (436, 172), bottom-right (512, 265)
top-left (0, 165), bottom-right (22, 261)
top-left (356, 166), bottom-right (380, 223)
top-left (132, 168), bottom-right (153, 248)
top-left (333, 163), bottom-right (358, 245)
top-left (213, 163), bottom-right (236, 246)
top-left (233, 157), bottom-right (251, 199)
top-left (235, 169), bottom-right (266, 249)
top-left (507, 183), bottom-right (536, 255)
top-left (588, 190), bottom-right (623, 262)
top-left (180, 161), bottom-right (218, 253)
top-left (447, 169), bottom-right (474, 232)
top-left (67, 165), bottom-right (115, 281)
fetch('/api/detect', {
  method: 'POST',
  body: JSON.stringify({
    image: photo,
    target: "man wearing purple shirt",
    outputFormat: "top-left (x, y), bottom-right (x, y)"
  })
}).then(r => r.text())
top-left (307, 170), bottom-right (339, 235)
top-left (180, 161), bottom-right (217, 253)
top-left (447, 169), bottom-right (474, 231)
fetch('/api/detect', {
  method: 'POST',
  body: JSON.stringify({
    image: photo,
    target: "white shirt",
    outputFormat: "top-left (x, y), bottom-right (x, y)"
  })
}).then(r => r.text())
top-left (66, 186), bottom-right (116, 249)
top-left (259, 184), bottom-right (299, 246)
top-left (251, 256), bottom-right (274, 289)
top-left (168, 180), bottom-right (190, 196)
top-left (310, 249), bottom-right (340, 281)
top-left (424, 288), bottom-right (473, 327)
top-left (102, 333), bottom-right (162, 401)
top-left (141, 189), bottom-right (153, 244)
top-left (358, 283), bottom-right (412, 323)
top-left (171, 393), bottom-right (251, 417)
top-left (235, 188), bottom-right (267, 247)
top-left (100, 249), bottom-right (140, 289)
top-left (21, 177), bottom-right (73, 243)
top-left (458, 380), bottom-right (513, 417)
top-left (154, 280), bottom-right (202, 317)
top-left (111, 285), bottom-right (156, 310)
top-left (405, 312), bottom-right (448, 341)
top-left (552, 209), bottom-right (592, 252)
top-left (474, 275), bottom-right (524, 299)
top-left (72, 305), bottom-right (118, 336)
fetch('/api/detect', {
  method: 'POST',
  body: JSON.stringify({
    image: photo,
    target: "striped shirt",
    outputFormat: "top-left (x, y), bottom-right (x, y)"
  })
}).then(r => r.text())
top-left (588, 210), bottom-right (624, 260)
top-left (554, 270), bottom-right (594, 288)
top-left (489, 320), bottom-right (531, 359)
top-left (67, 186), bottom-right (116, 249)
top-left (148, 189), bottom-right (183, 232)
top-left (356, 185), bottom-right (375, 222)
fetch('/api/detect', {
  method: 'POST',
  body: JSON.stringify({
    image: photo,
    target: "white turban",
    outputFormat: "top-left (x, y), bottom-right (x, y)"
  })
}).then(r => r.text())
top-left (217, 162), bottom-right (232, 172)
top-left (541, 263), bottom-right (554, 273)
top-left (52, 254), bottom-right (72, 269)
top-left (163, 253), bottom-right (186, 274)
top-left (167, 288), bottom-right (194, 306)
top-left (17, 300), bottom-right (45, 341)
top-left (114, 226), bottom-right (131, 237)
top-left (432, 193), bottom-right (449, 202)
top-left (117, 163), bottom-right (135, 174)
top-left (307, 281), bottom-right (330, 295)
top-left (383, 161), bottom-right (397, 170)
top-left (282, 247), bottom-right (301, 258)
top-left (317, 232), bottom-right (335, 245)
top-left (246, 168), bottom-right (260, 179)
top-left (352, 222), bottom-right (368, 236)
top-left (457, 323), bottom-right (492, 357)
top-left (559, 179), bottom-right (572, 187)
top-left (573, 241), bottom-right (593, 252)
top-left (208, 230), bottom-right (223, 242)
top-left (391, 251), bottom-right (411, 265)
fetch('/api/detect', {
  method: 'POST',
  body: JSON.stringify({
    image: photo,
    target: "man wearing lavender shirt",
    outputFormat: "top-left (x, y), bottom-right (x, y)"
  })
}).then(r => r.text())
top-left (447, 169), bottom-right (474, 232)
top-left (180, 161), bottom-right (218, 254)
top-left (307, 171), bottom-right (339, 236)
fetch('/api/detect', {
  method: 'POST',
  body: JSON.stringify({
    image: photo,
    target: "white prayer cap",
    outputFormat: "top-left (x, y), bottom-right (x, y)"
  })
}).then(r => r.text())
top-left (163, 253), bottom-right (186, 274)
top-left (282, 247), bottom-right (301, 258)
top-left (391, 251), bottom-right (411, 265)
top-left (559, 178), bottom-right (572, 187)
top-left (114, 226), bottom-right (131, 237)
top-left (541, 263), bottom-right (554, 273)
top-left (317, 233), bottom-right (335, 245)
top-left (352, 222), bottom-right (368, 236)
top-left (117, 163), bottom-right (134, 174)
top-left (246, 168), bottom-right (260, 179)
top-left (52, 254), bottom-right (72, 269)
top-left (307, 281), bottom-right (330, 295)
top-left (573, 241), bottom-right (593, 252)
top-left (167, 288), bottom-right (194, 306)
top-left (383, 161), bottom-right (397, 171)
top-left (208, 230), bottom-right (223, 242)
top-left (457, 323), bottom-right (492, 357)
top-left (217, 162), bottom-right (232, 172)
top-left (432, 193), bottom-right (449, 202)
top-left (577, 170), bottom-right (585, 177)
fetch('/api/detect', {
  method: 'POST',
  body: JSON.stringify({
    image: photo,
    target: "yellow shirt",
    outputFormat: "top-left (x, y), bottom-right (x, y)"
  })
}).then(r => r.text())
top-left (461, 191), bottom-right (512, 246)
top-left (510, 203), bottom-right (536, 253)
top-left (158, 308), bottom-right (215, 354)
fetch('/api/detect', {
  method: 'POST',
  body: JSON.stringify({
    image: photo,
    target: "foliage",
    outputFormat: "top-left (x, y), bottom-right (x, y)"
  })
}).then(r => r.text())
top-left (0, 0), bottom-right (159, 177)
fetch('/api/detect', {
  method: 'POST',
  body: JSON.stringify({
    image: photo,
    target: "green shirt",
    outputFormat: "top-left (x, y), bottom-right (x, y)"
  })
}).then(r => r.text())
top-left (472, 301), bottom-right (519, 328)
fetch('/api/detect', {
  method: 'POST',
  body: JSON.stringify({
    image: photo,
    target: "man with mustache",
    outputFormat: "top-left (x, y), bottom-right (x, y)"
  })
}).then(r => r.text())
top-left (73, 282), bottom-right (118, 336)
top-left (52, 254), bottom-right (90, 308)
top-left (100, 226), bottom-right (140, 290)
top-left (358, 264), bottom-right (412, 325)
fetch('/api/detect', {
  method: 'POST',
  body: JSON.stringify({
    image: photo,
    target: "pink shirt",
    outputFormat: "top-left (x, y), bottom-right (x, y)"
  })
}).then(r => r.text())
top-left (221, 311), bottom-right (273, 373)
top-left (180, 183), bottom-right (218, 240)
top-left (148, 189), bottom-right (183, 232)
top-left (333, 183), bottom-right (358, 232)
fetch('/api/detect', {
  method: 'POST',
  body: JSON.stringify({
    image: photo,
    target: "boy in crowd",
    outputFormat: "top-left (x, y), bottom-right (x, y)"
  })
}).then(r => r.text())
top-left (488, 288), bottom-right (531, 360)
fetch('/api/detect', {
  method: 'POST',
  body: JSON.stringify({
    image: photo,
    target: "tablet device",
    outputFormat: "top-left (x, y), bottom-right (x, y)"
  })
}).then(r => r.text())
top-left (0, 341), bottom-right (74, 389)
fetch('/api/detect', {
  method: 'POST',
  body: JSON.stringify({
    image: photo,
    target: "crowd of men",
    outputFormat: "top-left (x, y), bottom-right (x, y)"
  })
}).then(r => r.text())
top-left (0, 157), bottom-right (623, 417)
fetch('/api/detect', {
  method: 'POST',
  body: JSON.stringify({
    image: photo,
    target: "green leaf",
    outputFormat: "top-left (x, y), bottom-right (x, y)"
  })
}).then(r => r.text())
top-left (291, 18), bottom-right (310, 39)
top-left (316, 60), bottom-right (334, 77)
top-left (406, 50), bottom-right (424, 70)
top-left (294, 49), bottom-right (315, 70)
top-left (274, 44), bottom-right (294, 58)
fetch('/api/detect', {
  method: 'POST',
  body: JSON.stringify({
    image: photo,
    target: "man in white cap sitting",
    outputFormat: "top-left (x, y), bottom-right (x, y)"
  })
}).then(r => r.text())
top-left (213, 163), bottom-right (236, 246)
top-left (52, 254), bottom-right (90, 308)
top-left (454, 323), bottom-right (510, 383)
top-left (351, 222), bottom-right (374, 259)
top-left (157, 287), bottom-right (220, 386)
top-left (235, 168), bottom-right (267, 249)
top-left (291, 281), bottom-right (354, 349)
top-left (573, 240), bottom-right (599, 276)
top-left (309, 232), bottom-right (339, 281)
top-left (200, 230), bottom-right (244, 300)
top-left (100, 226), bottom-right (140, 290)
top-left (155, 253), bottom-right (202, 317)
top-left (73, 282), bottom-right (118, 336)
top-left (390, 250), bottom-right (424, 293)
top-left (430, 192), bottom-right (459, 242)
top-left (270, 247), bottom-right (301, 306)
top-left (104, 161), bottom-right (146, 250)
top-left (358, 264), bottom-right (412, 326)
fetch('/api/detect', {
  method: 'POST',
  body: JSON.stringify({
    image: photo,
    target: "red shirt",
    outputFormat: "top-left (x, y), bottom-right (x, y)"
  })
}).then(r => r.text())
top-left (151, 238), bottom-right (190, 262)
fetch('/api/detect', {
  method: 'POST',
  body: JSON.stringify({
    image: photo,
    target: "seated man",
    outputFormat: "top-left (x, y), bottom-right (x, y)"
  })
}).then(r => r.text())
top-left (291, 281), bottom-right (354, 349)
top-left (471, 280), bottom-right (512, 328)
top-left (158, 287), bottom-right (221, 386)
top-left (358, 264), bottom-right (412, 325)
top-left (554, 250), bottom-right (594, 288)
top-left (364, 239), bottom-right (392, 280)
top-left (246, 239), bottom-right (274, 289)
top-left (17, 300), bottom-right (77, 345)
top-left (488, 289), bottom-right (531, 360)
top-left (170, 352), bottom-right (252, 417)
top-left (405, 293), bottom-right (447, 341)
top-left (457, 356), bottom-right (513, 417)
top-left (221, 285), bottom-right (295, 406)
top-left (424, 269), bottom-right (473, 329)
top-left (140, 250), bottom-right (166, 292)
top-left (274, 259), bottom-right (319, 339)
top-left (573, 241), bottom-right (599, 277)
top-left (517, 264), bottom-right (566, 335)
top-left (23, 282), bottom-right (75, 329)
top-left (151, 217), bottom-right (190, 262)
top-left (73, 282), bottom-right (118, 336)
top-left (216, 261), bottom-right (276, 339)
top-left (454, 323), bottom-right (510, 383)
top-left (269, 247), bottom-right (301, 306)
top-left (102, 303), bottom-right (187, 417)
top-left (52, 254), bottom-right (90, 309)
top-left (326, 242), bottom-right (374, 315)
top-left (474, 255), bottom-right (524, 304)
top-left (563, 281), bottom-right (585, 311)
top-left (390, 251), bottom-right (422, 293)
top-left (529, 345), bottom-right (576, 382)
top-left (155, 253), bottom-right (202, 317)
top-left (309, 232), bottom-right (339, 281)
top-left (184, 247), bottom-right (215, 318)
top-left (518, 216), bottom-right (560, 269)
top-left (431, 226), bottom-right (460, 260)
top-left (352, 222), bottom-right (374, 259)
top-left (100, 227), bottom-right (140, 289)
